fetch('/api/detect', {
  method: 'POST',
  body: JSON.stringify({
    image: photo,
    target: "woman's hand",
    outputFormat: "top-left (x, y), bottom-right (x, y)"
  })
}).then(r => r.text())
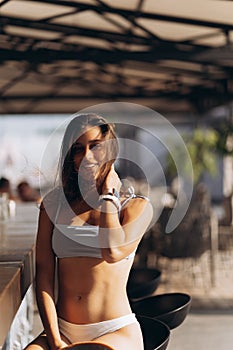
top-left (102, 165), bottom-right (121, 194)
top-left (51, 339), bottom-right (69, 350)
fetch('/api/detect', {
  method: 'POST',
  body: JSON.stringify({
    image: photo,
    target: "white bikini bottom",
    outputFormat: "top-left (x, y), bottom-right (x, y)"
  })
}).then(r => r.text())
top-left (58, 313), bottom-right (138, 343)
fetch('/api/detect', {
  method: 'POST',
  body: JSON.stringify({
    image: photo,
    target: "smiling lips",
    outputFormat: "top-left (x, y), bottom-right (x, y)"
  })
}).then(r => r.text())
top-left (82, 163), bottom-right (98, 169)
top-left (79, 163), bottom-right (99, 174)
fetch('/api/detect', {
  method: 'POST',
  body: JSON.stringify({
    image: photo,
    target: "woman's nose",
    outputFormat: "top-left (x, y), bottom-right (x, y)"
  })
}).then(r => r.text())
top-left (84, 147), bottom-right (93, 160)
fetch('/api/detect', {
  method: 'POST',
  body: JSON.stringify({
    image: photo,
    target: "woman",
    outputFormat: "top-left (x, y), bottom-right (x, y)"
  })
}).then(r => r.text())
top-left (25, 113), bottom-right (153, 349)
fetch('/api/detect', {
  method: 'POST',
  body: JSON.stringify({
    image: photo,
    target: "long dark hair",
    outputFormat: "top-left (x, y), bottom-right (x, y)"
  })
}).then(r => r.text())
top-left (59, 113), bottom-right (118, 202)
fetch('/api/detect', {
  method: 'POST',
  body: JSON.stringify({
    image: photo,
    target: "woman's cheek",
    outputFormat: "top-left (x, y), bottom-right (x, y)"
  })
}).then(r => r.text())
top-left (73, 159), bottom-right (80, 172)
top-left (97, 148), bottom-right (108, 165)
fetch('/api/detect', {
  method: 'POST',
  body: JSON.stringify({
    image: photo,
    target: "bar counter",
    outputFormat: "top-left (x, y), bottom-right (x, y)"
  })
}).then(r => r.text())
top-left (0, 203), bottom-right (38, 348)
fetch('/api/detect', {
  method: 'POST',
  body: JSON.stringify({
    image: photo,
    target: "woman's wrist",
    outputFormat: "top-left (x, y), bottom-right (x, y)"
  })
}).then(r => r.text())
top-left (49, 335), bottom-right (66, 350)
top-left (102, 187), bottom-right (115, 194)
top-left (101, 187), bottom-right (120, 197)
top-left (99, 192), bottom-right (121, 212)
top-left (51, 341), bottom-right (66, 350)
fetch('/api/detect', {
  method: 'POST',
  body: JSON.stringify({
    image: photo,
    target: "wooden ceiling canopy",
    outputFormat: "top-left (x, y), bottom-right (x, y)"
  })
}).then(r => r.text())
top-left (0, 0), bottom-right (233, 118)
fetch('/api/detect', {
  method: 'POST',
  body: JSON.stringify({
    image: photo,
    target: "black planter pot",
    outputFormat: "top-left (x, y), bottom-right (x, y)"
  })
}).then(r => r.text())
top-left (132, 293), bottom-right (192, 329)
top-left (127, 267), bottom-right (162, 300)
top-left (137, 315), bottom-right (170, 350)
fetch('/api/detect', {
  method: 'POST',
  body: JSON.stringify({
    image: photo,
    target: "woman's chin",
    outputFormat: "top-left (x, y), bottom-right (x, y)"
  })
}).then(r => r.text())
top-left (79, 171), bottom-right (97, 184)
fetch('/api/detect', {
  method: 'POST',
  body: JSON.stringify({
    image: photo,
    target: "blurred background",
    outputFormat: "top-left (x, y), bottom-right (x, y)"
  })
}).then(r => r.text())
top-left (1, 1), bottom-right (233, 349)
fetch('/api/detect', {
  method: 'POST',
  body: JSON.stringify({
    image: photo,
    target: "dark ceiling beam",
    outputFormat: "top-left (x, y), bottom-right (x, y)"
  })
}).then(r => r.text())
top-left (1, 86), bottom-right (231, 101)
top-left (1, 15), bottom-right (150, 45)
top-left (1, 45), bottom-right (233, 78)
top-left (0, 41), bottom-right (221, 66)
top-left (22, 0), bottom-right (233, 31)
top-left (0, 70), bottom-right (30, 96)
top-left (0, 45), bottom-right (191, 63)
top-left (0, 93), bottom-right (188, 101)
top-left (1, 32), bottom-right (231, 79)
top-left (2, 16), bottom-right (231, 70)
top-left (1, 41), bottom-right (232, 81)
top-left (0, 0), bottom-right (10, 6)
top-left (2, 89), bottom-right (232, 114)
top-left (1, 14), bottom-right (224, 53)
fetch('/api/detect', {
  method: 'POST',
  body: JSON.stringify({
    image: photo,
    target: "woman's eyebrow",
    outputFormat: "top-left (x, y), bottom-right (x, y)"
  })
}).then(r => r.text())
top-left (73, 139), bottom-right (103, 145)
top-left (89, 139), bottom-right (103, 143)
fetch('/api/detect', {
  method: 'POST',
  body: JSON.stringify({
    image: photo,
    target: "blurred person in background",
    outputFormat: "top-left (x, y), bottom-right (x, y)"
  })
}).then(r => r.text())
top-left (0, 176), bottom-right (15, 200)
top-left (17, 180), bottom-right (40, 202)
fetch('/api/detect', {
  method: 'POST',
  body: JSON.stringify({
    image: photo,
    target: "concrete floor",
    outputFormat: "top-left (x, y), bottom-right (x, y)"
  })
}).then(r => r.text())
top-left (148, 249), bottom-right (233, 349)
top-left (168, 311), bottom-right (233, 350)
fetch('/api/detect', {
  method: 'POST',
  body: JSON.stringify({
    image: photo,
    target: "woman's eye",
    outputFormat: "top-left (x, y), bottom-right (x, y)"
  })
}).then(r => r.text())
top-left (91, 143), bottom-right (103, 150)
top-left (72, 143), bottom-right (104, 155)
top-left (72, 145), bottom-right (84, 153)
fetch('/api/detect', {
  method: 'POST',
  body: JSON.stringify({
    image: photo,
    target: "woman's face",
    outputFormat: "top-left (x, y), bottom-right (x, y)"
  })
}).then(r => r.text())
top-left (72, 126), bottom-right (107, 182)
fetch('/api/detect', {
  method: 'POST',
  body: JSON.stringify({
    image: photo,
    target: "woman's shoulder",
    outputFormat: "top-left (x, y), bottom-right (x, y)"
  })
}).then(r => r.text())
top-left (120, 188), bottom-right (153, 226)
top-left (120, 186), bottom-right (150, 205)
top-left (40, 186), bottom-right (62, 209)
top-left (120, 187), bottom-right (152, 213)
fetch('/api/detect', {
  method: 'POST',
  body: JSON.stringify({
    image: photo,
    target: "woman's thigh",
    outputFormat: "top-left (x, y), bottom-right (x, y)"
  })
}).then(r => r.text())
top-left (24, 333), bottom-right (49, 350)
top-left (93, 322), bottom-right (144, 350)
top-left (25, 331), bottom-right (70, 349)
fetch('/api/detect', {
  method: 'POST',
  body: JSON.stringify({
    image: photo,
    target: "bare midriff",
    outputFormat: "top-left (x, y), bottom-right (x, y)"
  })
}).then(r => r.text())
top-left (56, 256), bottom-right (133, 324)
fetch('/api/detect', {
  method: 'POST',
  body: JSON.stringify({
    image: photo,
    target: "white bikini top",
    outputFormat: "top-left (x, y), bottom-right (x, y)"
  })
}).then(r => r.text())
top-left (52, 192), bottom-right (149, 260)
